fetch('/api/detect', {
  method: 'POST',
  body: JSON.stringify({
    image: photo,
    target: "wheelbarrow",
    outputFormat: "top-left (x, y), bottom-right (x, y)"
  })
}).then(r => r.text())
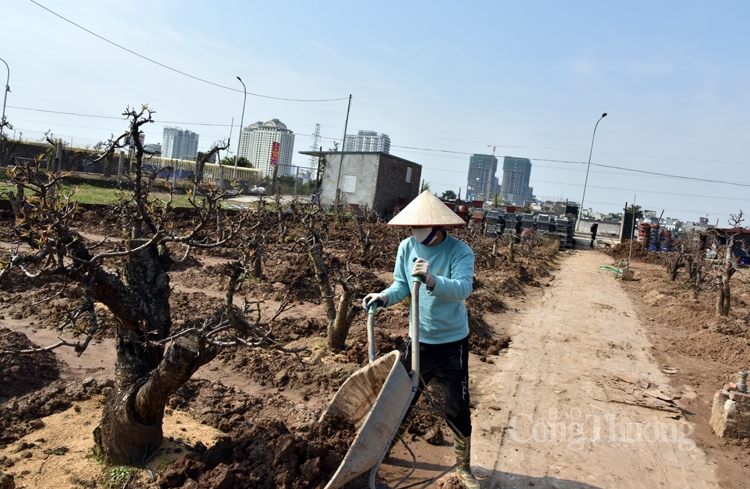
top-left (321, 278), bottom-right (422, 489)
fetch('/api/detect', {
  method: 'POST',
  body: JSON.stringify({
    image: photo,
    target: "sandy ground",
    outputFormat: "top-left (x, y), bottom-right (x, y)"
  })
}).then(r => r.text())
top-left (469, 250), bottom-right (717, 488)
top-left (4, 249), bottom-right (733, 488)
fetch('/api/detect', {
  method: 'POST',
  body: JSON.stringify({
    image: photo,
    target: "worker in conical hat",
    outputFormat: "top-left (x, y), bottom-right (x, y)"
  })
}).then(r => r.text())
top-left (362, 190), bottom-right (478, 489)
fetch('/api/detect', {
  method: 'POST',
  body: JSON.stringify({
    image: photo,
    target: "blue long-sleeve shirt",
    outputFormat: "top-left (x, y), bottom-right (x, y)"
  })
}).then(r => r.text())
top-left (382, 234), bottom-right (474, 344)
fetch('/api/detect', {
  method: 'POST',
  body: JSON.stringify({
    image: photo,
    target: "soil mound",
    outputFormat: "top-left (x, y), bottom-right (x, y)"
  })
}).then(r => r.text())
top-left (158, 417), bottom-right (359, 489)
top-left (162, 379), bottom-right (361, 489)
top-left (0, 379), bottom-right (105, 448)
top-left (605, 240), bottom-right (662, 263)
top-left (0, 328), bottom-right (61, 403)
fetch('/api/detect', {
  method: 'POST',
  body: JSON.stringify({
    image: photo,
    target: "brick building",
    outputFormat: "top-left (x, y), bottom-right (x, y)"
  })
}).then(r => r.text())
top-left (299, 151), bottom-right (422, 217)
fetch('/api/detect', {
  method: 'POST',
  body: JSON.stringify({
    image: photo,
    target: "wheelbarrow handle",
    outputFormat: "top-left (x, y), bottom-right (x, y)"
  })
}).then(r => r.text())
top-left (410, 277), bottom-right (422, 383)
top-left (367, 305), bottom-right (377, 364)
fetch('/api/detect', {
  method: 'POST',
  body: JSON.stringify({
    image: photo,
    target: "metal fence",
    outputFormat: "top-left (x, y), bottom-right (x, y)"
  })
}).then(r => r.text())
top-left (0, 138), bottom-right (262, 194)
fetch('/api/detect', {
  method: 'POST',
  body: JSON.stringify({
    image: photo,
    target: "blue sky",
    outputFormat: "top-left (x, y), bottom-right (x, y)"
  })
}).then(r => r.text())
top-left (4, 0), bottom-right (750, 223)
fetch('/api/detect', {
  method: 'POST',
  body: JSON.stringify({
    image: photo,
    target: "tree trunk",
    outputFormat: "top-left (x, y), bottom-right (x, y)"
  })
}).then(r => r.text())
top-left (715, 266), bottom-right (735, 317)
top-left (97, 240), bottom-right (218, 463)
top-left (309, 241), bottom-right (336, 327)
top-left (717, 285), bottom-right (730, 317)
top-left (328, 282), bottom-right (356, 351)
top-left (668, 254), bottom-right (683, 281)
top-left (252, 247), bottom-right (262, 279)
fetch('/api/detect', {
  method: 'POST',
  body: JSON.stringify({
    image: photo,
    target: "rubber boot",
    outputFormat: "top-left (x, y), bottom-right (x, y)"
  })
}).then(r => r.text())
top-left (386, 422), bottom-right (410, 458)
top-left (454, 434), bottom-right (480, 489)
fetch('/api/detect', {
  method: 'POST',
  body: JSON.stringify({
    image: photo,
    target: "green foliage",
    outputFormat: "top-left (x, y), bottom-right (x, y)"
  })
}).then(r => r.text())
top-left (220, 155), bottom-right (252, 168)
top-left (101, 465), bottom-right (133, 488)
top-left (440, 190), bottom-right (457, 201)
top-left (625, 204), bottom-right (643, 220)
top-left (276, 175), bottom-right (295, 187)
top-left (421, 181), bottom-right (430, 192)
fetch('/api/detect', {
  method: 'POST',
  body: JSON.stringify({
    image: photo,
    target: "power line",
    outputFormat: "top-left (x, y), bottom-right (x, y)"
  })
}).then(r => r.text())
top-left (28, 0), bottom-right (348, 103)
top-left (10, 102), bottom-right (750, 189)
top-left (8, 106), bottom-right (235, 127)
top-left (531, 179), bottom-right (750, 203)
top-left (590, 162), bottom-right (750, 188)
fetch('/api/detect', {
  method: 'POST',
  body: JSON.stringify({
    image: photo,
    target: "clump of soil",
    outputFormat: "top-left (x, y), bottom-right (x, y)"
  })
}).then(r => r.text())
top-left (605, 239), bottom-right (662, 263)
top-left (0, 328), bottom-right (61, 403)
top-left (168, 378), bottom-right (324, 434)
top-left (435, 475), bottom-right (465, 488)
top-left (215, 341), bottom-right (361, 401)
top-left (161, 379), bottom-right (361, 489)
top-left (158, 418), bottom-right (358, 489)
top-left (0, 379), bottom-right (104, 448)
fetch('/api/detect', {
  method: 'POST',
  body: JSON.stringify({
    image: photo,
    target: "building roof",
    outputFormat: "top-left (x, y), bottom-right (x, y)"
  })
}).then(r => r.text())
top-left (298, 150), bottom-right (421, 167)
top-left (244, 119), bottom-right (290, 131)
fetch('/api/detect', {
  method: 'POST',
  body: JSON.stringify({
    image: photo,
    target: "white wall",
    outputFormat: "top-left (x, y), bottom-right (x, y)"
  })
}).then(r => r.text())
top-left (576, 218), bottom-right (621, 236)
top-left (320, 153), bottom-right (379, 208)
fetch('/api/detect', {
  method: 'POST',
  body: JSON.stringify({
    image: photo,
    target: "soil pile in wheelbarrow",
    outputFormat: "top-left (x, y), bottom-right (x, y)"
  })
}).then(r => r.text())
top-left (159, 380), bottom-right (363, 489)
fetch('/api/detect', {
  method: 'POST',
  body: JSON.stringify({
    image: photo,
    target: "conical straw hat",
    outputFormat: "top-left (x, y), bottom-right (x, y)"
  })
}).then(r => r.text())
top-left (387, 190), bottom-right (467, 227)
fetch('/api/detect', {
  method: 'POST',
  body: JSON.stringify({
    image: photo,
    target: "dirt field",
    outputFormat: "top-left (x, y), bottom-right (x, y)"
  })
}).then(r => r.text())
top-left (2, 205), bottom-right (750, 488)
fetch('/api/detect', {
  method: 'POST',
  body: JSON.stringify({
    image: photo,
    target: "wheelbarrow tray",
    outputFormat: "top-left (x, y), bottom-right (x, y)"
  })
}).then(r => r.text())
top-left (320, 349), bottom-right (412, 489)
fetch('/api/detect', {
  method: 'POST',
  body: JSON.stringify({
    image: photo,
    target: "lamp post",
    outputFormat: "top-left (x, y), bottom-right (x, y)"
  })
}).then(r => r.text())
top-left (233, 76), bottom-right (247, 178)
top-left (0, 57), bottom-right (10, 136)
top-left (485, 145), bottom-right (498, 203)
top-left (576, 112), bottom-right (607, 235)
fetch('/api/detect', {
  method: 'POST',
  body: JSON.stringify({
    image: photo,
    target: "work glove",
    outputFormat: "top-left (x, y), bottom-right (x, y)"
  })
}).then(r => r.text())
top-left (412, 258), bottom-right (436, 287)
top-left (362, 292), bottom-right (389, 310)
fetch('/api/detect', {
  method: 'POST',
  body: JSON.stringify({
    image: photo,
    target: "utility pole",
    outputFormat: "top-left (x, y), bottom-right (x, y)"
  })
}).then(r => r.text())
top-left (117, 151), bottom-right (124, 185)
top-left (233, 77), bottom-right (247, 178)
top-left (0, 57), bottom-right (9, 136)
top-left (334, 95), bottom-right (352, 211)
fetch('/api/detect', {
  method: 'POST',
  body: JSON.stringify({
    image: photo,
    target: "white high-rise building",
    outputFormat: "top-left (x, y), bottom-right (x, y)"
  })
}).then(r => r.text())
top-left (343, 130), bottom-right (391, 153)
top-left (238, 119), bottom-right (295, 178)
top-left (162, 127), bottom-right (199, 160)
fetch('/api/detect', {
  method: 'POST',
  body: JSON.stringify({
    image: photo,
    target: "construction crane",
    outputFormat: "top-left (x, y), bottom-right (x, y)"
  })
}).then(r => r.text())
top-left (310, 123), bottom-right (323, 186)
top-left (310, 123), bottom-right (321, 166)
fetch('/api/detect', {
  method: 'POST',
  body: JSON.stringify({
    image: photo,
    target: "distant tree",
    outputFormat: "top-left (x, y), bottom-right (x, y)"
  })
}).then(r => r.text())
top-left (421, 181), bottom-right (431, 192)
top-left (0, 117), bottom-right (19, 167)
top-left (440, 190), bottom-right (457, 201)
top-left (710, 212), bottom-right (747, 317)
top-left (625, 204), bottom-right (644, 220)
top-left (275, 175), bottom-right (296, 194)
top-left (220, 155), bottom-right (252, 168)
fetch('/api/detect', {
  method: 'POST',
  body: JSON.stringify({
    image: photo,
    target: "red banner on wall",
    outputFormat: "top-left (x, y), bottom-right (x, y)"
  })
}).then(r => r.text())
top-left (271, 141), bottom-right (280, 166)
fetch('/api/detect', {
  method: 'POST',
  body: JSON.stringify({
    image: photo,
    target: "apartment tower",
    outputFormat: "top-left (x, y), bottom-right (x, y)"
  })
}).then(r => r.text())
top-left (238, 119), bottom-right (296, 178)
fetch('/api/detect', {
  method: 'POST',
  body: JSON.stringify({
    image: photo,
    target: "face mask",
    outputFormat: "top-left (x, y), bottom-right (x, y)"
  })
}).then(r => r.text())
top-left (411, 227), bottom-right (440, 245)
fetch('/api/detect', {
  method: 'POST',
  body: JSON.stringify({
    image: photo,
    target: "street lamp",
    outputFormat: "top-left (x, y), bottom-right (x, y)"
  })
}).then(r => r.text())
top-left (233, 76), bottom-right (247, 178)
top-left (576, 112), bottom-right (607, 234)
top-left (0, 57), bottom-right (10, 136)
top-left (485, 145), bottom-right (499, 203)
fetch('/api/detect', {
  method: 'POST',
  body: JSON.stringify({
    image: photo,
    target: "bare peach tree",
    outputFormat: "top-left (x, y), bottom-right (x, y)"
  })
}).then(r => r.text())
top-left (0, 106), bottom-right (304, 464)
top-left (296, 214), bottom-right (360, 351)
top-left (700, 211), bottom-right (748, 317)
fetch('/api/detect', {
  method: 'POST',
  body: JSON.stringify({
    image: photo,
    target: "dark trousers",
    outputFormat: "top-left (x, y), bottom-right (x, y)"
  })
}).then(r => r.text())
top-left (400, 335), bottom-right (472, 438)
top-left (590, 234), bottom-right (597, 247)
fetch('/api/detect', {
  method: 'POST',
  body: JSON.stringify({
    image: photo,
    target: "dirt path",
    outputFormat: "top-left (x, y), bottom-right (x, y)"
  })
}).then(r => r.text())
top-left (470, 251), bottom-right (719, 488)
